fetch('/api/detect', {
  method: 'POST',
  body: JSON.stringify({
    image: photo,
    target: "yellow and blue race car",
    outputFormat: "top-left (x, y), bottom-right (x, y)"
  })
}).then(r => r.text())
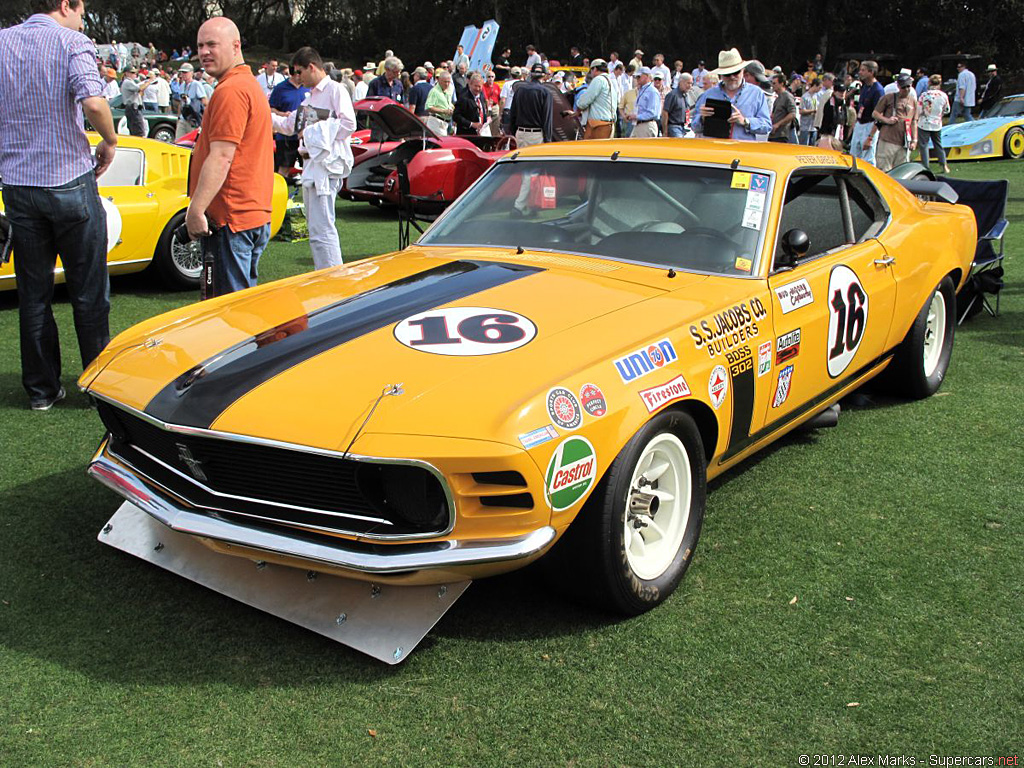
top-left (1, 133), bottom-right (288, 291)
top-left (941, 94), bottom-right (1024, 160)
top-left (81, 140), bottom-right (976, 662)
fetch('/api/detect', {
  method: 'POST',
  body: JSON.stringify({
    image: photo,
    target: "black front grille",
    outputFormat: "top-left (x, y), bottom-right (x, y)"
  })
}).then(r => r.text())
top-left (97, 402), bottom-right (450, 537)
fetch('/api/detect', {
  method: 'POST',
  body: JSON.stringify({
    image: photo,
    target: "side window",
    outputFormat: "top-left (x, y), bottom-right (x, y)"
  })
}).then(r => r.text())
top-left (774, 173), bottom-right (847, 264)
top-left (98, 147), bottom-right (145, 187)
top-left (845, 174), bottom-right (888, 241)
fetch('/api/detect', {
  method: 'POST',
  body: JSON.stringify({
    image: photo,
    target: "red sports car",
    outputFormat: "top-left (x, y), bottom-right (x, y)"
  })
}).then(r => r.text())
top-left (343, 97), bottom-right (515, 214)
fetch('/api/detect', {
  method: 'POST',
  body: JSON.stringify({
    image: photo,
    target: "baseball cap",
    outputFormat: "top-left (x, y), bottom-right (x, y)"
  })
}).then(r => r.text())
top-left (178, 62), bottom-right (194, 72)
top-left (511, 66), bottom-right (522, 76)
top-left (744, 60), bottom-right (770, 85)
top-left (530, 62), bottom-right (546, 76)
top-left (424, 61), bottom-right (434, 69)
top-left (637, 66), bottom-right (653, 76)
top-left (987, 63), bottom-right (998, 71)
top-left (652, 71), bottom-right (663, 80)
top-left (896, 73), bottom-right (913, 87)
top-left (634, 49), bottom-right (644, 56)
top-left (591, 58), bottom-right (607, 69)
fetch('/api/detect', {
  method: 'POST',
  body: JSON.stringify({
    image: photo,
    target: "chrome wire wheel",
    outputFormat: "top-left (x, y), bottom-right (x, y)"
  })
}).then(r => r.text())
top-left (922, 289), bottom-right (946, 378)
top-left (624, 432), bottom-right (692, 581)
top-left (170, 229), bottom-right (203, 279)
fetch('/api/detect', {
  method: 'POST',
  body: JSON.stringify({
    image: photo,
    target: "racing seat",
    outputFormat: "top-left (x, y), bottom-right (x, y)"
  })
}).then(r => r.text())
top-left (937, 177), bottom-right (1007, 322)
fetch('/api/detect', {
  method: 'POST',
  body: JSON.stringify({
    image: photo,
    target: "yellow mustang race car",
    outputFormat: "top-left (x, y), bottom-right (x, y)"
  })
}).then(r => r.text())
top-left (81, 140), bottom-right (976, 662)
top-left (0, 134), bottom-right (287, 291)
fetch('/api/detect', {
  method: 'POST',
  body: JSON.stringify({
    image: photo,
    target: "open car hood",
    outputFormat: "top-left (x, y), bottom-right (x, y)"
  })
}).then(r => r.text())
top-left (355, 97), bottom-right (440, 140)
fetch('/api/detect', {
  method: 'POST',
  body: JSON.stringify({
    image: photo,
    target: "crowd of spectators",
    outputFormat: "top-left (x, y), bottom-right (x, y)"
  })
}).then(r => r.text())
top-left (0, 1), bottom-right (1006, 410)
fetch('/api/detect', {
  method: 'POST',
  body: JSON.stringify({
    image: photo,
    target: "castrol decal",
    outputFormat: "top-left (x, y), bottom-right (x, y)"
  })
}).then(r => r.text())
top-left (544, 436), bottom-right (597, 512)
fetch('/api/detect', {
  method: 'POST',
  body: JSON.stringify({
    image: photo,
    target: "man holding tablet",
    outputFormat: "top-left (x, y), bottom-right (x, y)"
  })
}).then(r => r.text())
top-left (691, 48), bottom-right (771, 141)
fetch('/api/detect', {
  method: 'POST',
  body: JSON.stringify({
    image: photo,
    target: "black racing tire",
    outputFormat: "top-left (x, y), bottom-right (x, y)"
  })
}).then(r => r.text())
top-left (150, 123), bottom-right (176, 143)
top-left (151, 210), bottom-right (201, 290)
top-left (1003, 127), bottom-right (1024, 159)
top-left (545, 411), bottom-right (707, 616)
top-left (885, 276), bottom-right (955, 399)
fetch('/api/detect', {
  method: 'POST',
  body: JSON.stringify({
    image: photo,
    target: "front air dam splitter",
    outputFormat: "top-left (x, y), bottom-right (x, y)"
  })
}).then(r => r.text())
top-left (99, 502), bottom-right (471, 664)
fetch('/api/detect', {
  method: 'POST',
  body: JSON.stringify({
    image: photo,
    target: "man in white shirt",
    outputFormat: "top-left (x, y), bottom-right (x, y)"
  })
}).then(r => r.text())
top-left (255, 59), bottom-right (285, 98)
top-left (271, 46), bottom-right (356, 270)
top-left (152, 68), bottom-right (172, 113)
top-left (952, 60), bottom-right (976, 122)
top-left (691, 60), bottom-right (709, 90)
top-left (651, 54), bottom-right (671, 86)
top-left (499, 66), bottom-right (521, 134)
top-left (102, 67), bottom-right (120, 101)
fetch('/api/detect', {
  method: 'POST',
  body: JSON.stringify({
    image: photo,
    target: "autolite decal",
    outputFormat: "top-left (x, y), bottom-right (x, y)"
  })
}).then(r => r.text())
top-left (638, 375), bottom-right (691, 413)
top-left (776, 328), bottom-right (801, 364)
top-left (689, 298), bottom-right (768, 359)
top-left (613, 338), bottom-right (677, 383)
top-left (545, 436), bottom-right (597, 511)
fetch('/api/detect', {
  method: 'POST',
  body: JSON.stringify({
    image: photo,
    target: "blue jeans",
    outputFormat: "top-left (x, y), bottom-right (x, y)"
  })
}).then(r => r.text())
top-left (204, 223), bottom-right (270, 296)
top-left (667, 124), bottom-right (685, 138)
top-left (799, 129), bottom-right (817, 145)
top-left (2, 171), bottom-right (110, 402)
top-left (950, 100), bottom-right (974, 122)
top-left (917, 129), bottom-right (947, 169)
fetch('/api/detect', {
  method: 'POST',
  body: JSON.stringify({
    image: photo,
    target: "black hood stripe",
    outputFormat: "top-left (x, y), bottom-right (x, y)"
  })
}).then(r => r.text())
top-left (145, 260), bottom-right (542, 429)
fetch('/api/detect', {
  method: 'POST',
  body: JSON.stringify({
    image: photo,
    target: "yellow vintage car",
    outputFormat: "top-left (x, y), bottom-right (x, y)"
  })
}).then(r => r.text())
top-left (0, 133), bottom-right (288, 291)
top-left (81, 140), bottom-right (976, 661)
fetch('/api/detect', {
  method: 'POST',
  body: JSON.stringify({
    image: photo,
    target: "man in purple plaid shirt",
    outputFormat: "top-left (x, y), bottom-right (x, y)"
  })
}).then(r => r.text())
top-left (0, 0), bottom-right (119, 410)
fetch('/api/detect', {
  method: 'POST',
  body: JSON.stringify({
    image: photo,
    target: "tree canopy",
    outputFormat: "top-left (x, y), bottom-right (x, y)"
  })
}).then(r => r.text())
top-left (3, 0), bottom-right (1019, 74)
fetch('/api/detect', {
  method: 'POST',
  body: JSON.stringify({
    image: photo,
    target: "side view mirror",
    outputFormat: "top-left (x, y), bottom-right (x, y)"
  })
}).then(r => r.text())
top-left (777, 228), bottom-right (810, 269)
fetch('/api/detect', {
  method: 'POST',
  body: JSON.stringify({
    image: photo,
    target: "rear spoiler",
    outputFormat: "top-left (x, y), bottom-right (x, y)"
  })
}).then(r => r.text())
top-left (897, 178), bottom-right (959, 205)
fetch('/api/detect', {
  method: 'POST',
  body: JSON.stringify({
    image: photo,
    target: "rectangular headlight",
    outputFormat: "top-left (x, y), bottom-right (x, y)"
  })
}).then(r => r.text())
top-left (969, 140), bottom-right (993, 156)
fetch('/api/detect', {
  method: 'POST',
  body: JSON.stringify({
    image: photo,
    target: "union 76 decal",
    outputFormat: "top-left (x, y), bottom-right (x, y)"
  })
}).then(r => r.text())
top-left (826, 266), bottom-right (868, 378)
top-left (394, 307), bottom-right (536, 355)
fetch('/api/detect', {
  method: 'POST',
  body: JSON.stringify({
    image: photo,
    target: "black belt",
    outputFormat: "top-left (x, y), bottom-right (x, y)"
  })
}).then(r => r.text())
top-left (637, 119), bottom-right (656, 124)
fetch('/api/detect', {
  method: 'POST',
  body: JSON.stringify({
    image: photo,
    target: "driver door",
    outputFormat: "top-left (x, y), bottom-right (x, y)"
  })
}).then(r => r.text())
top-left (765, 171), bottom-right (896, 423)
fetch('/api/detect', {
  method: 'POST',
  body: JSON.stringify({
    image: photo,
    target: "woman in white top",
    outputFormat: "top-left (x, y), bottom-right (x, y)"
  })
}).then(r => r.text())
top-left (918, 74), bottom-right (951, 173)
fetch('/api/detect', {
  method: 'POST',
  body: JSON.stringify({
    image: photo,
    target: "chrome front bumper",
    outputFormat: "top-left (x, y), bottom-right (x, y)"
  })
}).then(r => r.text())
top-left (89, 440), bottom-right (556, 575)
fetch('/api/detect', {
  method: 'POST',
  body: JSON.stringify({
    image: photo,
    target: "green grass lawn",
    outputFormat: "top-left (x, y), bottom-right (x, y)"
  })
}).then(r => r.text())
top-left (1, 165), bottom-right (1021, 766)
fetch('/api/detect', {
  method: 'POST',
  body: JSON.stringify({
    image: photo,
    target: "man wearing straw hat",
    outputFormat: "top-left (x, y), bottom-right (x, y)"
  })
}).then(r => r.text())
top-left (690, 48), bottom-right (771, 140)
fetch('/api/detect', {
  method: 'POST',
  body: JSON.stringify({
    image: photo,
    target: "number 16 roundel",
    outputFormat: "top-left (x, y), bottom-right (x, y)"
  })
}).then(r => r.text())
top-left (826, 265), bottom-right (868, 378)
top-left (395, 306), bottom-right (537, 356)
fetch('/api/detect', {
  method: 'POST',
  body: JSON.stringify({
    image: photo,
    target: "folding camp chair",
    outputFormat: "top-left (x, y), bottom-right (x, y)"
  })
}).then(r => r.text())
top-left (937, 176), bottom-right (1007, 323)
top-left (396, 160), bottom-right (442, 250)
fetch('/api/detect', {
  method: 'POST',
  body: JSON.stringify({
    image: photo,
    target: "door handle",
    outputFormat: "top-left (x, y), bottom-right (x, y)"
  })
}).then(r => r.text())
top-left (873, 256), bottom-right (895, 266)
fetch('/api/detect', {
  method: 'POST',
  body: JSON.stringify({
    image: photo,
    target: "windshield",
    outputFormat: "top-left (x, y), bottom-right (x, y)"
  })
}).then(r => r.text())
top-left (420, 159), bottom-right (770, 276)
top-left (987, 99), bottom-right (1024, 118)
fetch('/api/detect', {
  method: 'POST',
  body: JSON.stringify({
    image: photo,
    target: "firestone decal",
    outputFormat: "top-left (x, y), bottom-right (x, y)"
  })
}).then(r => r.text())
top-left (775, 279), bottom-right (814, 314)
top-left (708, 365), bottom-right (729, 409)
top-left (579, 383), bottom-right (607, 417)
top-left (547, 387), bottom-right (582, 430)
top-left (776, 328), bottom-right (801, 364)
top-left (518, 425), bottom-right (559, 449)
top-left (394, 306), bottom-right (536, 356)
top-left (545, 436), bottom-right (597, 512)
top-left (772, 365), bottom-right (794, 408)
top-left (614, 338), bottom-right (678, 383)
top-left (757, 341), bottom-right (772, 377)
top-left (638, 374), bottom-right (691, 413)
top-left (689, 298), bottom-right (768, 359)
